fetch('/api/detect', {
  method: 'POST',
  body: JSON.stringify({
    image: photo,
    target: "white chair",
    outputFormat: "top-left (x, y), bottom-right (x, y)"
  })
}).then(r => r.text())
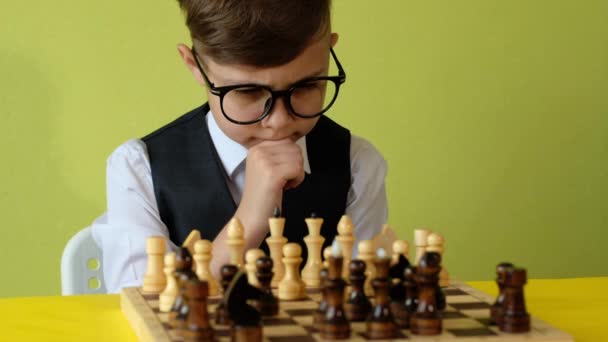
top-left (61, 226), bottom-right (107, 295)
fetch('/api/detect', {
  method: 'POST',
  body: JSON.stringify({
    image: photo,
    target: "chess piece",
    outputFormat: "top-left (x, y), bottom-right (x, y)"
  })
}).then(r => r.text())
top-left (159, 252), bottom-right (178, 312)
top-left (389, 249), bottom-right (411, 328)
top-left (215, 264), bottom-right (238, 325)
top-left (410, 252), bottom-right (442, 335)
top-left (402, 266), bottom-right (418, 328)
top-left (366, 248), bottom-right (399, 339)
top-left (344, 259), bottom-right (371, 321)
top-left (245, 248), bottom-right (265, 287)
top-left (182, 278), bottom-right (214, 341)
top-left (302, 213), bottom-right (325, 287)
top-left (491, 262), bottom-right (515, 325)
top-left (266, 208), bottom-right (287, 287)
top-left (313, 267), bottom-right (329, 329)
top-left (320, 241), bottom-right (350, 339)
top-left (322, 246), bottom-right (332, 269)
top-left (252, 256), bottom-right (279, 316)
top-left (336, 215), bottom-right (355, 278)
top-left (278, 243), bottom-right (306, 300)
top-left (225, 271), bottom-right (265, 342)
top-left (357, 240), bottom-right (375, 296)
top-left (391, 240), bottom-right (409, 265)
top-left (499, 268), bottom-right (530, 333)
top-left (193, 239), bottom-right (219, 296)
top-left (181, 229), bottom-right (201, 255)
top-left (142, 236), bottom-right (167, 294)
top-left (169, 248), bottom-right (197, 329)
top-left (371, 224), bottom-right (398, 256)
top-left (226, 217), bottom-right (246, 268)
top-left (426, 233), bottom-right (449, 287)
top-left (414, 229), bottom-right (431, 265)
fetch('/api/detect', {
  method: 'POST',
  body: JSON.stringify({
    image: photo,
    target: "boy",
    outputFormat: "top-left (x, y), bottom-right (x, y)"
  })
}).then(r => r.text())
top-left (92, 0), bottom-right (388, 293)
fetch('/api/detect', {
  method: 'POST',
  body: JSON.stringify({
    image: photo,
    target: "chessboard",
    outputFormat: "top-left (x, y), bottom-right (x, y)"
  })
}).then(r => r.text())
top-left (120, 280), bottom-right (573, 342)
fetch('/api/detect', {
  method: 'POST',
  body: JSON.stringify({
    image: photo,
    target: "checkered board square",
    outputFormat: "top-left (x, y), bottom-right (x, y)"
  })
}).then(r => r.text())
top-left (120, 281), bottom-right (573, 341)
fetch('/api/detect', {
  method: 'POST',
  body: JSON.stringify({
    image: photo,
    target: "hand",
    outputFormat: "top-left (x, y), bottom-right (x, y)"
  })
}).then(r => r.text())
top-left (235, 138), bottom-right (305, 236)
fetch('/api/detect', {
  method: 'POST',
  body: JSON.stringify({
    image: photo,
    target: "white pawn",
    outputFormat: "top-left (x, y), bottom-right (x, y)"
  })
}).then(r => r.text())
top-left (266, 213), bottom-right (287, 287)
top-left (357, 240), bottom-right (375, 296)
top-left (336, 215), bottom-right (355, 278)
top-left (226, 217), bottom-right (246, 269)
top-left (392, 240), bottom-right (410, 265)
top-left (159, 252), bottom-right (177, 312)
top-left (322, 246), bottom-right (332, 269)
top-left (245, 248), bottom-right (266, 288)
top-left (302, 215), bottom-right (325, 287)
top-left (414, 228), bottom-right (432, 265)
top-left (278, 243), bottom-right (306, 300)
top-left (142, 236), bottom-right (166, 294)
top-left (426, 233), bottom-right (449, 287)
top-left (193, 239), bottom-right (219, 296)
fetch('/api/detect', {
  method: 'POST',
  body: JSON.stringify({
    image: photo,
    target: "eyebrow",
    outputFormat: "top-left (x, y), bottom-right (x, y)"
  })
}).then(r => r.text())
top-left (220, 68), bottom-right (327, 88)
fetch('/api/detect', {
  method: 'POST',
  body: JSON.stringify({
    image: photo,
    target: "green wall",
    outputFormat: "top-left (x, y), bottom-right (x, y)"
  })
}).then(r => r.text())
top-left (1, 1), bottom-right (606, 297)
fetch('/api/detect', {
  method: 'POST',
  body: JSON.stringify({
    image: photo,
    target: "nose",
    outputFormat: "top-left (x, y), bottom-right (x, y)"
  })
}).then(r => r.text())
top-left (261, 96), bottom-right (293, 130)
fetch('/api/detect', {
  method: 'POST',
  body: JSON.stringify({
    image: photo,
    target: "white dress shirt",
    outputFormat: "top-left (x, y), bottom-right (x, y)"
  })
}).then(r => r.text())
top-left (92, 112), bottom-right (388, 293)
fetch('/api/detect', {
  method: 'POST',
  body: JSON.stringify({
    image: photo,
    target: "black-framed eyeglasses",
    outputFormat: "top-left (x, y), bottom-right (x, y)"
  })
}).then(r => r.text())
top-left (192, 46), bottom-right (346, 125)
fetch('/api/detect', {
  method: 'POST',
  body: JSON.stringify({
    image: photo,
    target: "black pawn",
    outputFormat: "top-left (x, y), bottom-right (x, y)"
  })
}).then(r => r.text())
top-left (389, 254), bottom-right (410, 327)
top-left (313, 267), bottom-right (329, 329)
top-left (215, 264), bottom-right (238, 325)
top-left (410, 252), bottom-right (442, 335)
top-left (169, 247), bottom-right (197, 329)
top-left (252, 256), bottom-right (279, 316)
top-left (344, 259), bottom-right (371, 321)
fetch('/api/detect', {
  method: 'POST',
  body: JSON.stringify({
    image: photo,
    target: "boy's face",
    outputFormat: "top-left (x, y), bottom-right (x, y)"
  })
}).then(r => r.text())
top-left (178, 32), bottom-right (339, 148)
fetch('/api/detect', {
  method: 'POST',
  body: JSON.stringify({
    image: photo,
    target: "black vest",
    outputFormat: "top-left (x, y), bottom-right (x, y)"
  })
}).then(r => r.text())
top-left (142, 103), bottom-right (351, 264)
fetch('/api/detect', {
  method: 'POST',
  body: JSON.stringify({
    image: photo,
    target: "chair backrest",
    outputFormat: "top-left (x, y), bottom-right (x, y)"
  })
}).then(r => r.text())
top-left (61, 226), bottom-right (107, 295)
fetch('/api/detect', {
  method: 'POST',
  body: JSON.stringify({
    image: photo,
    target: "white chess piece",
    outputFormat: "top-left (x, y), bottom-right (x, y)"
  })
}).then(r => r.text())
top-left (414, 229), bottom-right (432, 265)
top-left (357, 240), bottom-right (375, 296)
top-left (159, 252), bottom-right (177, 312)
top-left (336, 215), bottom-right (355, 278)
top-left (193, 239), bottom-right (219, 296)
top-left (302, 215), bottom-right (325, 287)
top-left (142, 236), bottom-right (166, 294)
top-left (266, 214), bottom-right (287, 287)
top-left (426, 232), bottom-right (449, 287)
top-left (245, 248), bottom-right (266, 287)
top-left (278, 243), bottom-right (306, 300)
top-left (392, 240), bottom-right (410, 265)
top-left (226, 217), bottom-right (246, 269)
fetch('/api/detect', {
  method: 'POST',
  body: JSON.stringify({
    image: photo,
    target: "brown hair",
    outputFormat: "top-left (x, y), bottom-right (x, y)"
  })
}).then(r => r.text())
top-left (176, 0), bottom-right (332, 66)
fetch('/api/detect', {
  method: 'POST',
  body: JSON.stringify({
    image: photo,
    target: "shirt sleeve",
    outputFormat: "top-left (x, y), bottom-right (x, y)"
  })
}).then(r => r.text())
top-left (91, 139), bottom-right (177, 294)
top-left (345, 135), bottom-right (389, 256)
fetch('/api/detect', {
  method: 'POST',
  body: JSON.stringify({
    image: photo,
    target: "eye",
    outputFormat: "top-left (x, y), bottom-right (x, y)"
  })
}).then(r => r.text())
top-left (234, 87), bottom-right (265, 95)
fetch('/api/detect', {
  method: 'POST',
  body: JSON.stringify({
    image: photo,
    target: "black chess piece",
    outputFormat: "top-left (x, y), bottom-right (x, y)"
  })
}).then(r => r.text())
top-left (169, 247), bottom-right (197, 329)
top-left (410, 252), bottom-right (442, 335)
top-left (366, 254), bottom-right (398, 339)
top-left (344, 259), bottom-right (371, 321)
top-left (320, 251), bottom-right (350, 339)
top-left (490, 262), bottom-right (514, 325)
top-left (252, 256), bottom-right (279, 316)
top-left (225, 271), bottom-right (265, 342)
top-left (181, 278), bottom-right (214, 341)
top-left (499, 267), bottom-right (530, 333)
top-left (215, 264), bottom-right (238, 325)
top-left (389, 254), bottom-right (410, 327)
top-left (313, 267), bottom-right (329, 329)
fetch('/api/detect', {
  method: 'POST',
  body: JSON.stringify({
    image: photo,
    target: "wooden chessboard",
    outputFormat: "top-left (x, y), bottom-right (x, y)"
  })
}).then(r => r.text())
top-left (120, 281), bottom-right (573, 341)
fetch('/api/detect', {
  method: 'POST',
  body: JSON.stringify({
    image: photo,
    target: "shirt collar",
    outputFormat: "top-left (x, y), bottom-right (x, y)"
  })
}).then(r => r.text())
top-left (206, 111), bottom-right (311, 179)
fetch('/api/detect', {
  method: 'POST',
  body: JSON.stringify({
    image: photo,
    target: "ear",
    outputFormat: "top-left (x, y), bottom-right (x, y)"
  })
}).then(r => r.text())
top-left (177, 43), bottom-right (205, 86)
top-left (330, 32), bottom-right (339, 48)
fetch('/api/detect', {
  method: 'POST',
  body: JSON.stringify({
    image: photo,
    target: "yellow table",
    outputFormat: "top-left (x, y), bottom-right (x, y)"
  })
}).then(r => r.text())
top-left (1, 278), bottom-right (606, 341)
